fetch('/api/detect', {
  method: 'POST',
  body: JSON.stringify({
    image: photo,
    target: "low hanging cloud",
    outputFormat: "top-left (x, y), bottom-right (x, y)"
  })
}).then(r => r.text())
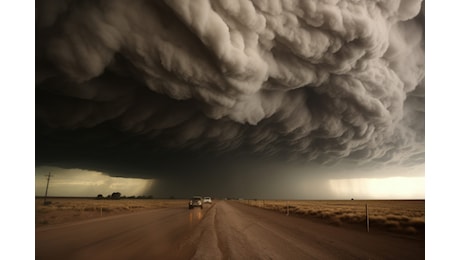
top-left (36, 0), bottom-right (425, 177)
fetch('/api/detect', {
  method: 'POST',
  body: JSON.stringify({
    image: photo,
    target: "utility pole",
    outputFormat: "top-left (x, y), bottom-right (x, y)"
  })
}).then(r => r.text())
top-left (44, 172), bottom-right (52, 205)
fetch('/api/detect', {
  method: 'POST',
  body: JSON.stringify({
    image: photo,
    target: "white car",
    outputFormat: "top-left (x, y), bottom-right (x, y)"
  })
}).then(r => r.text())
top-left (203, 197), bottom-right (212, 204)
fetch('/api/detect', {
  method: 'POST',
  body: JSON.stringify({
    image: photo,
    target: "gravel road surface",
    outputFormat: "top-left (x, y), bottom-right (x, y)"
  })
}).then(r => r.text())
top-left (36, 201), bottom-right (424, 259)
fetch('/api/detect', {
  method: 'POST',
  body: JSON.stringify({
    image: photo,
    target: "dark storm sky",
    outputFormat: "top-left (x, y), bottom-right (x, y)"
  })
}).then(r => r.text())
top-left (35, 0), bottom-right (425, 198)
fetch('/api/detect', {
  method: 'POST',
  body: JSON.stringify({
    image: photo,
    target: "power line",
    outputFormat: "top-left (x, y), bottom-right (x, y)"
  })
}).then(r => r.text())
top-left (43, 172), bottom-right (53, 205)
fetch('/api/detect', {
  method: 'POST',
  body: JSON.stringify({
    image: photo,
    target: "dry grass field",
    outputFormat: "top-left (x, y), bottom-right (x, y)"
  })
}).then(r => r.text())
top-left (242, 200), bottom-right (424, 237)
top-left (35, 198), bottom-right (188, 227)
top-left (36, 198), bottom-right (424, 238)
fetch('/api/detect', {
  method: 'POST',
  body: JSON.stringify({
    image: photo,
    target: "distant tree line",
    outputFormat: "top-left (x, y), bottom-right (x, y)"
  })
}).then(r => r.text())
top-left (96, 192), bottom-right (155, 200)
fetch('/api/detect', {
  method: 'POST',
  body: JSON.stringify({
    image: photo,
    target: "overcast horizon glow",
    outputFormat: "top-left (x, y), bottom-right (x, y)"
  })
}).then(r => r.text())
top-left (35, 167), bottom-right (155, 198)
top-left (328, 176), bottom-right (425, 200)
top-left (35, 165), bottom-right (424, 199)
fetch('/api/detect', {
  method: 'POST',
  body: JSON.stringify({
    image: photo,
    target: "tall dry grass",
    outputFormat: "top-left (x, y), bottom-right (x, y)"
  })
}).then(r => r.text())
top-left (243, 200), bottom-right (424, 236)
top-left (35, 198), bottom-right (188, 227)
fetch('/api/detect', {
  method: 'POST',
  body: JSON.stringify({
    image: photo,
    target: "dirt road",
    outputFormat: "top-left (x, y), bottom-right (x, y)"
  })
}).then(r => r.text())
top-left (36, 201), bottom-right (424, 259)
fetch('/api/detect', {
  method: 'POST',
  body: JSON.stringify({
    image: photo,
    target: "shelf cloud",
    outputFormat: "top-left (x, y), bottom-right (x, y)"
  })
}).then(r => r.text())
top-left (36, 0), bottom-right (424, 180)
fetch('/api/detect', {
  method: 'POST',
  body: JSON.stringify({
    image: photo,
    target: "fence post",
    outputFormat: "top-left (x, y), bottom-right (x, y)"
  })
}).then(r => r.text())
top-left (366, 203), bottom-right (369, 232)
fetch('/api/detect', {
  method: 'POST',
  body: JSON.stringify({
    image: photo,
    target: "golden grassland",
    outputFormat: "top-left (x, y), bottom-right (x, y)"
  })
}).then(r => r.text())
top-left (35, 198), bottom-right (188, 227)
top-left (242, 199), bottom-right (424, 237)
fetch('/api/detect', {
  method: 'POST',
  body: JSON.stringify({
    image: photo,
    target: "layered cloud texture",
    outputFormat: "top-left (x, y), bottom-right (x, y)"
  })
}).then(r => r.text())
top-left (36, 0), bottom-right (425, 176)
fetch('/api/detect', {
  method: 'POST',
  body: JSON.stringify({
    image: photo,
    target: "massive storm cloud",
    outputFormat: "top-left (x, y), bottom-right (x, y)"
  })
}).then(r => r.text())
top-left (36, 0), bottom-right (425, 178)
